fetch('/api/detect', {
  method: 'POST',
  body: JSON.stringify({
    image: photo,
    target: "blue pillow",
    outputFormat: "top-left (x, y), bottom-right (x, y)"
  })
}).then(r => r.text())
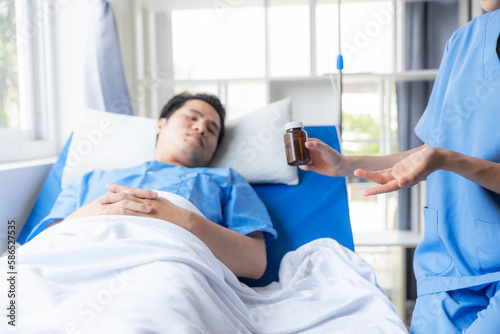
top-left (242, 126), bottom-right (353, 286)
top-left (17, 134), bottom-right (72, 244)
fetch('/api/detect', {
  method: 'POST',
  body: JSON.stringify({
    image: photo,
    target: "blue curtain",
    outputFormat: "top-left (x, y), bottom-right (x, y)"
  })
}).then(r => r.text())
top-left (84, 0), bottom-right (133, 115)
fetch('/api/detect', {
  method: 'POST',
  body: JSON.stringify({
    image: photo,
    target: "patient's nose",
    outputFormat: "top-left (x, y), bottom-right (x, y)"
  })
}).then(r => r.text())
top-left (193, 121), bottom-right (206, 136)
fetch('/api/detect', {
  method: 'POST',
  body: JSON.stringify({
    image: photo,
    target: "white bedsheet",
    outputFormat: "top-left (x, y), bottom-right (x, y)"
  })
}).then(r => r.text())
top-left (1, 215), bottom-right (407, 333)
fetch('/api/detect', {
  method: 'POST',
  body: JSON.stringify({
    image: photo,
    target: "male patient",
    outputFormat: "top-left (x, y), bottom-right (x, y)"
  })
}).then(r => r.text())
top-left (36, 92), bottom-right (276, 279)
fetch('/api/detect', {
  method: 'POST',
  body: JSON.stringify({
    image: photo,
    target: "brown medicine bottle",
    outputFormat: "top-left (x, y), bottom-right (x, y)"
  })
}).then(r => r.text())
top-left (284, 121), bottom-right (310, 166)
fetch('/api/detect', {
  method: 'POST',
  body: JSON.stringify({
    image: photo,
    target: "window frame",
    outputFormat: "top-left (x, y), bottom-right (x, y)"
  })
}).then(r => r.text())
top-left (0, 0), bottom-right (58, 164)
top-left (132, 0), bottom-right (476, 244)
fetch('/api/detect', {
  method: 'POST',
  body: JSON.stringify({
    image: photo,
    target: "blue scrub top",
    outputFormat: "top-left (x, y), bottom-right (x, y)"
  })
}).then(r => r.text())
top-left (28, 160), bottom-right (277, 245)
top-left (414, 9), bottom-right (500, 296)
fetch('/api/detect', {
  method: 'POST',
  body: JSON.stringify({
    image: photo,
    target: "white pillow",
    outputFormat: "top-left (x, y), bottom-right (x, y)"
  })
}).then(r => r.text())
top-left (62, 108), bottom-right (157, 189)
top-left (62, 98), bottom-right (298, 189)
top-left (209, 97), bottom-right (298, 185)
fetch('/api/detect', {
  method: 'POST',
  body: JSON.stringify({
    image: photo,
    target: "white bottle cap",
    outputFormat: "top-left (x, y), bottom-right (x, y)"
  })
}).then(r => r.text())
top-left (284, 121), bottom-right (304, 131)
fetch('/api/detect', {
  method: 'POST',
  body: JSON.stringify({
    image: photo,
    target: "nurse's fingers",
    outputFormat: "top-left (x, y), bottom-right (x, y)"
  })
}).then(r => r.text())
top-left (299, 162), bottom-right (315, 171)
top-left (363, 179), bottom-right (400, 196)
top-left (354, 168), bottom-right (393, 184)
top-left (106, 184), bottom-right (158, 199)
top-left (394, 163), bottom-right (428, 188)
top-left (304, 139), bottom-right (330, 152)
top-left (304, 138), bottom-right (320, 147)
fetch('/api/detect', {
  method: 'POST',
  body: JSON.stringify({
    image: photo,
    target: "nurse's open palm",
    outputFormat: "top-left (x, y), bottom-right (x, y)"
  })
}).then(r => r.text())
top-left (354, 147), bottom-right (438, 196)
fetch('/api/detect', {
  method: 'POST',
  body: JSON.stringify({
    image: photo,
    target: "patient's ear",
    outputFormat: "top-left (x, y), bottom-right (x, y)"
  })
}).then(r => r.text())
top-left (156, 118), bottom-right (167, 135)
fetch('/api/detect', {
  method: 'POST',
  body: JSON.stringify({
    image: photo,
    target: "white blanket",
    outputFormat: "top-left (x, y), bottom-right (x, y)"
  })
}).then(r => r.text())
top-left (1, 215), bottom-right (407, 333)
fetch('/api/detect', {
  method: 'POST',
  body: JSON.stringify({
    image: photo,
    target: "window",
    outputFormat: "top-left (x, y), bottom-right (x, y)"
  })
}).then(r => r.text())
top-left (0, 0), bottom-right (57, 163)
top-left (342, 80), bottom-right (399, 234)
top-left (0, 0), bottom-right (20, 129)
top-left (134, 0), bottom-right (438, 233)
top-left (171, 6), bottom-right (265, 80)
top-left (316, 1), bottom-right (394, 75)
top-left (268, 2), bottom-right (310, 77)
top-left (132, 0), bottom-right (467, 322)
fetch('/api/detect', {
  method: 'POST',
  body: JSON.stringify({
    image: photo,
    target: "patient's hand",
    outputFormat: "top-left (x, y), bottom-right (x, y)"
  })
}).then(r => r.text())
top-left (299, 138), bottom-right (345, 176)
top-left (63, 186), bottom-right (157, 222)
top-left (98, 184), bottom-right (194, 229)
top-left (354, 147), bottom-right (439, 196)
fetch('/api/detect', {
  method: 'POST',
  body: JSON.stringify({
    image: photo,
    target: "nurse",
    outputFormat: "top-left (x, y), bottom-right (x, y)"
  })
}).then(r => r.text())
top-left (300, 1), bottom-right (500, 332)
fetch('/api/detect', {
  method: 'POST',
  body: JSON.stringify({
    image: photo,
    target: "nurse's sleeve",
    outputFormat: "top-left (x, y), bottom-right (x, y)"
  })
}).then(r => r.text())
top-left (223, 170), bottom-right (277, 246)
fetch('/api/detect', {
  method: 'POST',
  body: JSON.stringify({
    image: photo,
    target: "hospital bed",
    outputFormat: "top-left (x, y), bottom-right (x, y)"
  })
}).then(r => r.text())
top-left (0, 105), bottom-right (408, 332)
top-left (17, 120), bottom-right (353, 287)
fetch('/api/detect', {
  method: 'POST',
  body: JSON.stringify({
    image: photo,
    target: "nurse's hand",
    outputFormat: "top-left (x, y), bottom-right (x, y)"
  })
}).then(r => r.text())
top-left (299, 138), bottom-right (346, 177)
top-left (354, 147), bottom-right (441, 196)
top-left (97, 184), bottom-right (195, 230)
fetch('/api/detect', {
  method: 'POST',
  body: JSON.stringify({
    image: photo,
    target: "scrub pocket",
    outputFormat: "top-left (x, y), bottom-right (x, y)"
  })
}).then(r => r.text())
top-left (475, 219), bottom-right (500, 272)
top-left (414, 207), bottom-right (452, 279)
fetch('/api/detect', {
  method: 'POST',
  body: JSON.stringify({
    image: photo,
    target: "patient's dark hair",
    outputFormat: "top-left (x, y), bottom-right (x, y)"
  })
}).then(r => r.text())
top-left (159, 92), bottom-right (226, 146)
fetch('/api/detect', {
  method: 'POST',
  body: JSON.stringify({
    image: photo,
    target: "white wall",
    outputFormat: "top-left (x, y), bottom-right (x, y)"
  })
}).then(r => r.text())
top-left (52, 0), bottom-right (137, 149)
top-left (51, 0), bottom-right (88, 150)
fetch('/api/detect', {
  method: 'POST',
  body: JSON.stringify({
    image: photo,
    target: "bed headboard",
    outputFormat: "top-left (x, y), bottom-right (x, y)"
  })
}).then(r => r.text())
top-left (243, 125), bottom-right (353, 287)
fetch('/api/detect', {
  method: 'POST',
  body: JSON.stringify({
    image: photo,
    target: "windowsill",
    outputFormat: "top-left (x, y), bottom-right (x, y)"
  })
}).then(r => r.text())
top-left (137, 69), bottom-right (440, 86)
top-left (353, 230), bottom-right (423, 247)
top-left (0, 156), bottom-right (57, 172)
top-left (0, 139), bottom-right (59, 165)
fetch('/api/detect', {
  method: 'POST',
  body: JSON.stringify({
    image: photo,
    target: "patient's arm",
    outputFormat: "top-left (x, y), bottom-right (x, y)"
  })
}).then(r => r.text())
top-left (96, 184), bottom-right (267, 279)
top-left (355, 147), bottom-right (500, 196)
top-left (299, 138), bottom-right (428, 177)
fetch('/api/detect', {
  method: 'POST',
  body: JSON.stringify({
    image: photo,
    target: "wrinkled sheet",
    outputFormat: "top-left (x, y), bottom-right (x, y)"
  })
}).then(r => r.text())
top-left (1, 215), bottom-right (407, 333)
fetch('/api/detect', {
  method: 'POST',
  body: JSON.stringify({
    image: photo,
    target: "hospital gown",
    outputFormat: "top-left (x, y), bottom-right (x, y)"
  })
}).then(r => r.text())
top-left (27, 160), bottom-right (277, 244)
top-left (410, 8), bottom-right (500, 333)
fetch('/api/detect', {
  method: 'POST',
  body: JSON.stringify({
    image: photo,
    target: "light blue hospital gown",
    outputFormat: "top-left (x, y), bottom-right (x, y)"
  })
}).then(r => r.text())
top-left (411, 9), bottom-right (500, 334)
top-left (29, 160), bottom-right (277, 245)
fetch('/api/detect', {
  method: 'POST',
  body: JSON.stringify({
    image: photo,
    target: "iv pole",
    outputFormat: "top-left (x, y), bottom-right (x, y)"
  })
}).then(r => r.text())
top-left (336, 0), bottom-right (343, 136)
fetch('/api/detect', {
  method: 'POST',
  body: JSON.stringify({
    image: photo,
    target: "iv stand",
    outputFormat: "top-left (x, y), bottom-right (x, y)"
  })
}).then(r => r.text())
top-left (337, 0), bottom-right (343, 136)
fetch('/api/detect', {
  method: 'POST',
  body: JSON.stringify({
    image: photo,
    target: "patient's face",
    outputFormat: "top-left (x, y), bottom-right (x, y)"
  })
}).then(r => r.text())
top-left (154, 99), bottom-right (221, 167)
top-left (481, 0), bottom-right (500, 11)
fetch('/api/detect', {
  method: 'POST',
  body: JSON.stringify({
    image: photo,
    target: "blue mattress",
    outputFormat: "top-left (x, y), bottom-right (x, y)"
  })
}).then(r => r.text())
top-left (243, 126), bottom-right (353, 286)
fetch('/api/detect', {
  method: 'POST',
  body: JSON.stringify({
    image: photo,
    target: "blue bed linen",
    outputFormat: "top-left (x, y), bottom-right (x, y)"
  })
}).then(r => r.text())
top-left (17, 134), bottom-right (72, 244)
